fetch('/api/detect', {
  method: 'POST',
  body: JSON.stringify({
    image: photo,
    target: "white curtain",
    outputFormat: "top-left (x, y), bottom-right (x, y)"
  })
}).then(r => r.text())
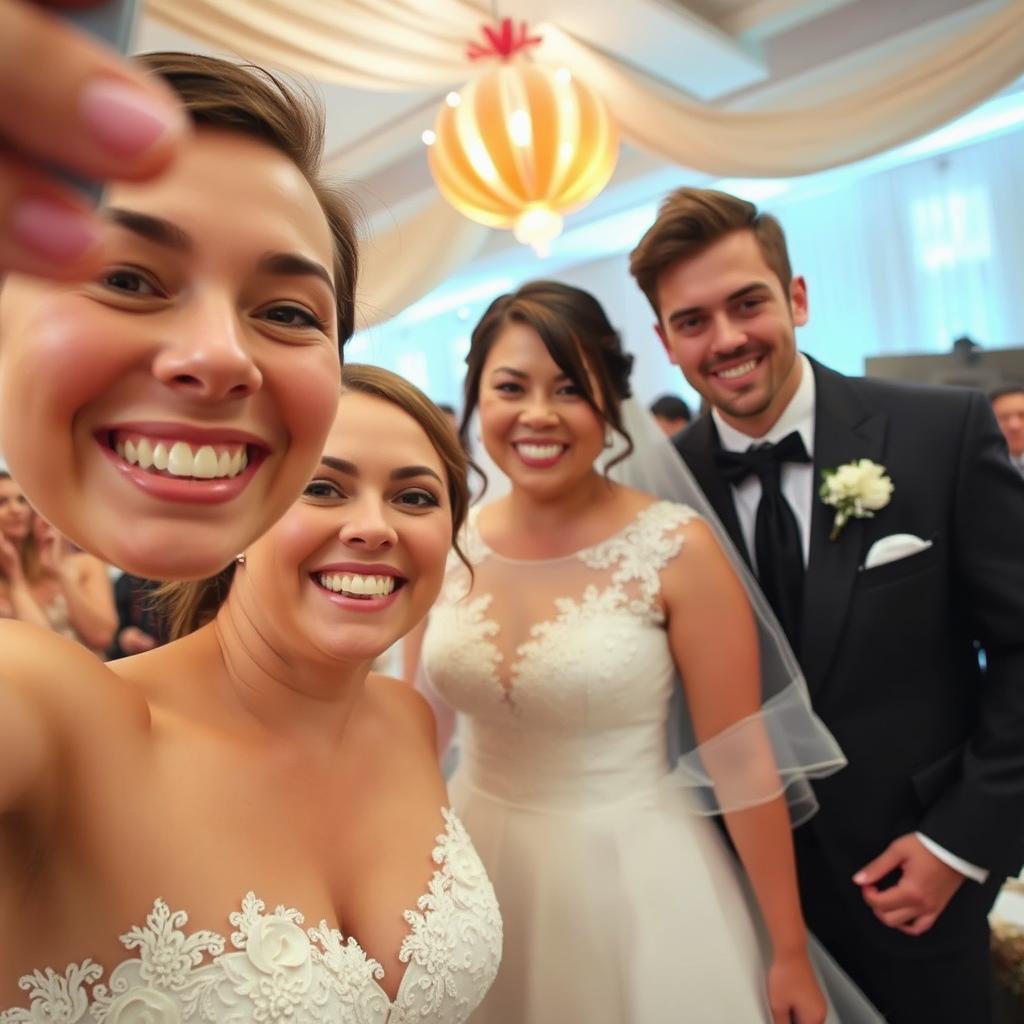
top-left (147, 0), bottom-right (1024, 175)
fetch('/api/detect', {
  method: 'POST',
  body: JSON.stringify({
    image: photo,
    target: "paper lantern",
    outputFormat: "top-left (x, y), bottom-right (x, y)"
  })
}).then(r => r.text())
top-left (425, 20), bottom-right (619, 255)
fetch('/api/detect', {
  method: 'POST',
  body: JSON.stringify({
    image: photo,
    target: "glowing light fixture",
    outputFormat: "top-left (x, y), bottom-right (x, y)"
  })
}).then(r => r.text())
top-left (425, 18), bottom-right (619, 256)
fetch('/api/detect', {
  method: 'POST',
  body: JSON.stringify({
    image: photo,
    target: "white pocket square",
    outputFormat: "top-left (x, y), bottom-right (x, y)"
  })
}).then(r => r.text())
top-left (863, 533), bottom-right (933, 570)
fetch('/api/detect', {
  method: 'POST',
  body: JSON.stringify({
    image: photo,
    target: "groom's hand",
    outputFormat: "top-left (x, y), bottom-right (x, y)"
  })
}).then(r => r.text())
top-left (853, 833), bottom-right (965, 935)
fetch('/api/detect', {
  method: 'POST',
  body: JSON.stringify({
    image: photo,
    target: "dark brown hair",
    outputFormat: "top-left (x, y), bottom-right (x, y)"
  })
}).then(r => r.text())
top-left (629, 187), bottom-right (792, 319)
top-left (136, 52), bottom-right (359, 345)
top-left (159, 365), bottom-right (470, 640)
top-left (460, 280), bottom-right (634, 490)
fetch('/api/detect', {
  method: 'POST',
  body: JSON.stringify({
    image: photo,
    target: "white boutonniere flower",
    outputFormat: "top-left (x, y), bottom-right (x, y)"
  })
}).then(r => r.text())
top-left (819, 459), bottom-right (893, 540)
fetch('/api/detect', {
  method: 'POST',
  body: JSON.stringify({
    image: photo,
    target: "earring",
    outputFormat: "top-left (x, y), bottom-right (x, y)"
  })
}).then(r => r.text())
top-left (235, 553), bottom-right (246, 566)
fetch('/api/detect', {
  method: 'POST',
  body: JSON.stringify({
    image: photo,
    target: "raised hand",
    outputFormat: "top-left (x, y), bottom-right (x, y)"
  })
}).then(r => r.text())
top-left (118, 625), bottom-right (157, 654)
top-left (0, 0), bottom-right (186, 279)
top-left (854, 832), bottom-right (966, 935)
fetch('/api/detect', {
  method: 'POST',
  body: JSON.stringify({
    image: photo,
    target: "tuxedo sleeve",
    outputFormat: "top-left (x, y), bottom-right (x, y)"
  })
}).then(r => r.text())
top-left (918, 391), bottom-right (1024, 877)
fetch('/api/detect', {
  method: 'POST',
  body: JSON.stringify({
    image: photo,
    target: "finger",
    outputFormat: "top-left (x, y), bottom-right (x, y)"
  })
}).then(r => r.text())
top-left (0, 0), bottom-right (186, 180)
top-left (770, 1003), bottom-right (790, 1024)
top-left (861, 883), bottom-right (915, 911)
top-left (899, 912), bottom-right (938, 936)
top-left (875, 905), bottom-right (920, 928)
top-left (0, 151), bottom-right (107, 277)
top-left (854, 844), bottom-right (903, 886)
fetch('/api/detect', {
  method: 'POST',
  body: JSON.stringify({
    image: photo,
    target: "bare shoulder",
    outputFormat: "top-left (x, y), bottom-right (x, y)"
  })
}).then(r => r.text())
top-left (0, 621), bottom-right (150, 812)
top-left (360, 673), bottom-right (447, 806)
top-left (365, 672), bottom-right (438, 754)
top-left (660, 514), bottom-right (742, 602)
top-left (0, 618), bottom-right (149, 729)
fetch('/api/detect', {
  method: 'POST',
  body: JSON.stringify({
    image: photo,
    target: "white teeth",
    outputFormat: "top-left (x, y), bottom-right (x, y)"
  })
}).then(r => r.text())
top-left (192, 445), bottom-right (219, 479)
top-left (518, 443), bottom-right (563, 460)
top-left (718, 359), bottom-right (758, 380)
top-left (318, 572), bottom-right (396, 598)
top-left (167, 441), bottom-right (194, 477)
top-left (137, 438), bottom-right (154, 470)
top-left (115, 436), bottom-right (247, 480)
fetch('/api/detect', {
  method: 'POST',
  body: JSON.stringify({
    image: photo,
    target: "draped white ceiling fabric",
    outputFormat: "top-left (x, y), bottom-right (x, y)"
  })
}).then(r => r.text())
top-left (355, 197), bottom-right (490, 330)
top-left (145, 0), bottom-right (1024, 324)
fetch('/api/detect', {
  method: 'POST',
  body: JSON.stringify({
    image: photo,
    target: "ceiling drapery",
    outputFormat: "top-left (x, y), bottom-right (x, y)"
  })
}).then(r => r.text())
top-left (145, 0), bottom-right (1024, 325)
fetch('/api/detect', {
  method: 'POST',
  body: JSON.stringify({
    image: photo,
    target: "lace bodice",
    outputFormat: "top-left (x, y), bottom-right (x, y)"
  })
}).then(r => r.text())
top-left (423, 501), bottom-right (699, 809)
top-left (1, 810), bottom-right (501, 1024)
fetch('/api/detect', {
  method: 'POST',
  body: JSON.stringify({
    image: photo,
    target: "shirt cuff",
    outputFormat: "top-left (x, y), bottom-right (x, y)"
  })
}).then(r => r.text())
top-left (916, 832), bottom-right (989, 884)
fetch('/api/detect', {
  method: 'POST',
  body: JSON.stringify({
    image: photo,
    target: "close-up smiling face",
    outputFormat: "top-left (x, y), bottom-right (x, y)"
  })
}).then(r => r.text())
top-left (238, 390), bottom-right (455, 665)
top-left (0, 127), bottom-right (342, 579)
top-left (654, 229), bottom-right (808, 435)
top-left (477, 321), bottom-right (608, 501)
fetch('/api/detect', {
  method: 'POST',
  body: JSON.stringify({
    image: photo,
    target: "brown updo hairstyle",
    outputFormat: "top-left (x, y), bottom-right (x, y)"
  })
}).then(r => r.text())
top-left (159, 365), bottom-right (470, 640)
top-left (460, 280), bottom-right (635, 490)
top-left (135, 52), bottom-right (359, 346)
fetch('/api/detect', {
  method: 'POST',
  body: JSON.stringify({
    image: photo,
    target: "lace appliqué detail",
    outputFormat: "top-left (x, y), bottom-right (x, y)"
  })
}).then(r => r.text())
top-left (578, 501), bottom-right (698, 620)
top-left (0, 810), bottom-right (501, 1024)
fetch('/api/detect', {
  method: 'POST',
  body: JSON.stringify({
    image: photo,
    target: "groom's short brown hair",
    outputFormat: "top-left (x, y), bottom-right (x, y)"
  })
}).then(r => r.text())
top-left (629, 187), bottom-right (793, 318)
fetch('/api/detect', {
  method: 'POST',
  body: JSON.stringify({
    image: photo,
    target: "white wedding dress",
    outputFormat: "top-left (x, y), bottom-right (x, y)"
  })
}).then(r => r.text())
top-left (0, 809), bottom-right (502, 1024)
top-left (422, 501), bottom-right (876, 1024)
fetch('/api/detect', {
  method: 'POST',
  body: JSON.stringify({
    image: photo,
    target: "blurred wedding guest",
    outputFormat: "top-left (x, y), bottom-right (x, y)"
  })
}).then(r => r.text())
top-left (650, 393), bottom-right (693, 436)
top-left (992, 384), bottom-right (1024, 473)
top-left (0, 469), bottom-right (49, 631)
top-left (436, 402), bottom-right (460, 434)
top-left (30, 511), bottom-right (117, 654)
top-left (0, 471), bottom-right (116, 653)
top-left (107, 572), bottom-right (168, 659)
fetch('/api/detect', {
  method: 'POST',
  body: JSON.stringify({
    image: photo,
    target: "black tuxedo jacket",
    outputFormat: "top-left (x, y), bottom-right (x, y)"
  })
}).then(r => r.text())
top-left (675, 356), bottom-right (1024, 949)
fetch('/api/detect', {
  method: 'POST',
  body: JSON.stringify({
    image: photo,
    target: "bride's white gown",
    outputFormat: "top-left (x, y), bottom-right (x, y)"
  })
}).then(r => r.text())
top-left (424, 501), bottom-right (852, 1023)
top-left (0, 810), bottom-right (501, 1023)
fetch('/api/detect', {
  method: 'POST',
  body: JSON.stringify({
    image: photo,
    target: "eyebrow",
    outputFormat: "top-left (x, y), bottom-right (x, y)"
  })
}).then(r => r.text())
top-left (489, 366), bottom-right (571, 382)
top-left (258, 252), bottom-right (335, 296)
top-left (667, 282), bottom-right (772, 324)
top-left (105, 207), bottom-right (334, 298)
top-left (105, 208), bottom-right (192, 251)
top-left (320, 456), bottom-right (443, 484)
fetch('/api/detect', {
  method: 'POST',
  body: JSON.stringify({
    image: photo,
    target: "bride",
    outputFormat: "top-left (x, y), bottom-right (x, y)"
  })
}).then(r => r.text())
top-left (0, 365), bottom-right (501, 1021)
top-left (414, 280), bottom-right (879, 1023)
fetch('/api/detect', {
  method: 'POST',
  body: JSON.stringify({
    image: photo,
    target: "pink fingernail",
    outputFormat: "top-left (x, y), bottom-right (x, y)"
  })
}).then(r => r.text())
top-left (11, 199), bottom-right (101, 262)
top-left (80, 78), bottom-right (180, 157)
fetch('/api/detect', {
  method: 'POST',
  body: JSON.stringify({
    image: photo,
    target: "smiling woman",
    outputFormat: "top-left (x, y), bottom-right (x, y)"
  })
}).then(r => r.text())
top-left (0, 366), bottom-right (499, 1022)
top-left (0, 52), bottom-right (358, 581)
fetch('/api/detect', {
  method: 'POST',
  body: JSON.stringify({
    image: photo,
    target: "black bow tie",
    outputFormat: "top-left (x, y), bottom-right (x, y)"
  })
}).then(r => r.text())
top-left (713, 431), bottom-right (810, 651)
top-left (713, 431), bottom-right (811, 486)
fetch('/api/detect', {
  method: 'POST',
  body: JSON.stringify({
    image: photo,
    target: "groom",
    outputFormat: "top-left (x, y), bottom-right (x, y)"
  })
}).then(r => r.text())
top-left (629, 187), bottom-right (1024, 1023)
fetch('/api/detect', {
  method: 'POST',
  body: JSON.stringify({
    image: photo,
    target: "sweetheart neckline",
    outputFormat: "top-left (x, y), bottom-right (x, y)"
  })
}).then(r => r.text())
top-left (1, 808), bottom-right (501, 1023)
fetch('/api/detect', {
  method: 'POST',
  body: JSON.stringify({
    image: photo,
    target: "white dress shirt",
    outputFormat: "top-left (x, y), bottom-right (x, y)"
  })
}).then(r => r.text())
top-left (713, 355), bottom-right (986, 884)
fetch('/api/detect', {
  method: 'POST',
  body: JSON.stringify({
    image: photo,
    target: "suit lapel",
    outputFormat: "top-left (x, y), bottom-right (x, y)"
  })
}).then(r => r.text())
top-left (674, 415), bottom-right (751, 570)
top-left (799, 360), bottom-right (887, 691)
